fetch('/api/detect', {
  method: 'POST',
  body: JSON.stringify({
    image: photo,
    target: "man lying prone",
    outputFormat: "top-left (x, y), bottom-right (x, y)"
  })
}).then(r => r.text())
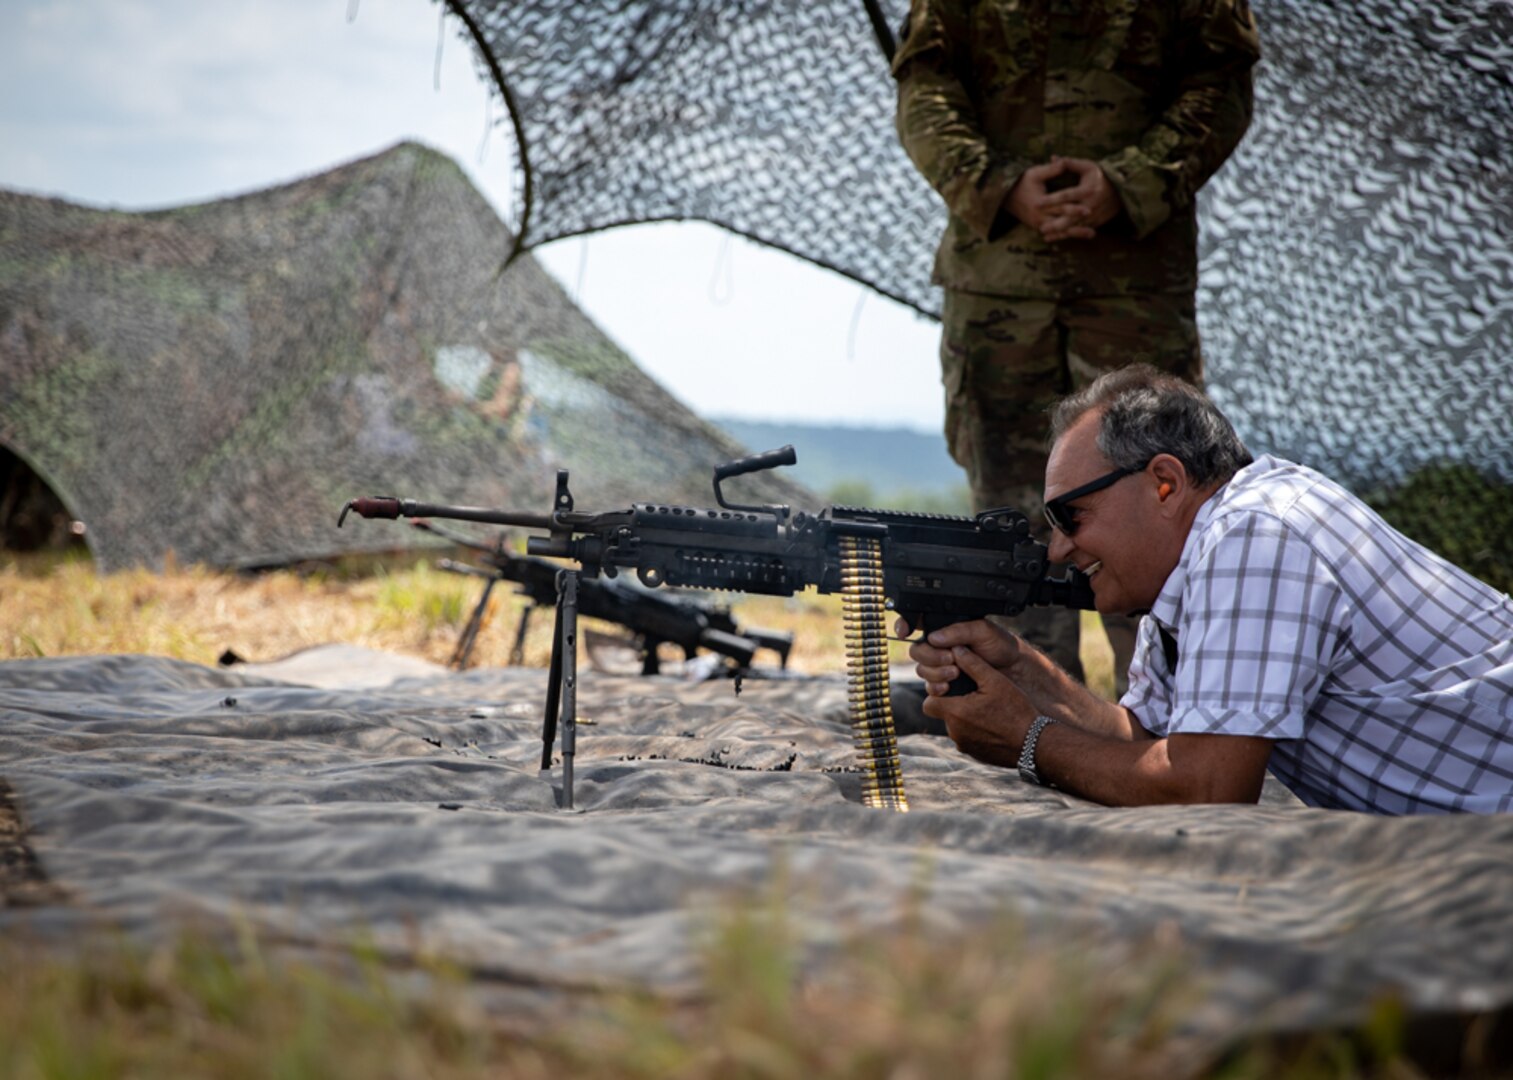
top-left (905, 365), bottom-right (1513, 814)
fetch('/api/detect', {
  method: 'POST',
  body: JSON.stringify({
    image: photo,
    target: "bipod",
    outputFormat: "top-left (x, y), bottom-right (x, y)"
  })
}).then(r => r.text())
top-left (539, 567), bottom-right (583, 811)
top-left (447, 566), bottom-right (497, 670)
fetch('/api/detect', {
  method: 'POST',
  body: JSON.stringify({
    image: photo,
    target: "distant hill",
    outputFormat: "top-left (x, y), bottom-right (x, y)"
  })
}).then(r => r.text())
top-left (711, 419), bottom-right (970, 513)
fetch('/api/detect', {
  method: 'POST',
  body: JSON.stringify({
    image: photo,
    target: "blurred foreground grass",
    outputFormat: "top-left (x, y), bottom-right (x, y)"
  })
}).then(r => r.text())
top-left (0, 551), bottom-right (1117, 698)
top-left (0, 892), bottom-right (1423, 1080)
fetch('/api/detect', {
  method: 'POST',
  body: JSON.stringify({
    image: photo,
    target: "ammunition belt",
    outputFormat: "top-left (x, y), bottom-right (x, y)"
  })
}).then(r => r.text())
top-left (840, 536), bottom-right (908, 812)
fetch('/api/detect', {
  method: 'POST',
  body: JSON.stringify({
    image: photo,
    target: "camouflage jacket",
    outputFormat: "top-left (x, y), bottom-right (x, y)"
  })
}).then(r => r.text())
top-left (893, 0), bottom-right (1260, 299)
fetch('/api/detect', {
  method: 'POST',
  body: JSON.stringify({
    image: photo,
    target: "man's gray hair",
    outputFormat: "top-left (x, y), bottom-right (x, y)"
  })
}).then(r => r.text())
top-left (1050, 365), bottom-right (1253, 487)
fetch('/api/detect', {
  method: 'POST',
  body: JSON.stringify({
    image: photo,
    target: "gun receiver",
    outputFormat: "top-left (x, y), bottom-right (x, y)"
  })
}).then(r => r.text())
top-left (339, 447), bottom-right (1092, 812)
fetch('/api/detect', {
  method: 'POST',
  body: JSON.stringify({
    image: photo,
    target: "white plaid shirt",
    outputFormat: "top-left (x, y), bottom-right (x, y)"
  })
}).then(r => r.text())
top-left (1124, 456), bottom-right (1513, 814)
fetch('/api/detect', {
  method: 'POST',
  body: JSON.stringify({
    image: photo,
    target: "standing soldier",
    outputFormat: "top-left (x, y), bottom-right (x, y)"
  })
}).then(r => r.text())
top-left (892, 0), bottom-right (1260, 688)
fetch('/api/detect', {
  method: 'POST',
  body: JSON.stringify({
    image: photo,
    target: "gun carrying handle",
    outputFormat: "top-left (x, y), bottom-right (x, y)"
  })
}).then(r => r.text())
top-left (714, 444), bottom-right (796, 483)
top-left (712, 445), bottom-right (796, 516)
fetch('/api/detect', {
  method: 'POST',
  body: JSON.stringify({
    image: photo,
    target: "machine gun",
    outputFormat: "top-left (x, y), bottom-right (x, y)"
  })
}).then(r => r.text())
top-left (410, 519), bottom-right (794, 675)
top-left (339, 446), bottom-right (1093, 813)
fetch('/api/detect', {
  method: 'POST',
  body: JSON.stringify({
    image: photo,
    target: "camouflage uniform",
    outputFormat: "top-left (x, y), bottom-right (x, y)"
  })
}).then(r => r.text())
top-left (893, 0), bottom-right (1260, 684)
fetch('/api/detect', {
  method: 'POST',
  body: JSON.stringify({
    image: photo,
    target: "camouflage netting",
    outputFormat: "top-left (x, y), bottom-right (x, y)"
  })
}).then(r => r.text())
top-left (445, 0), bottom-right (1512, 588)
top-left (0, 143), bottom-right (812, 570)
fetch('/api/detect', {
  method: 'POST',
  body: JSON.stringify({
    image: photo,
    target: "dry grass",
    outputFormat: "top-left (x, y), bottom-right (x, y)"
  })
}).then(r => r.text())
top-left (0, 552), bottom-right (825, 672)
top-left (0, 551), bottom-right (528, 668)
top-left (0, 551), bottom-right (1117, 698)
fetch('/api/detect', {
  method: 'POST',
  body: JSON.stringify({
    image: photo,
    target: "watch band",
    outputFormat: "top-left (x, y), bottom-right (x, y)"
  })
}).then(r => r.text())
top-left (1017, 714), bottom-right (1057, 786)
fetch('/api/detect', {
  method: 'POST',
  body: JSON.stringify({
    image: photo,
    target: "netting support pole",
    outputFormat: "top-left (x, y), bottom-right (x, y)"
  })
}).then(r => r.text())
top-left (861, 0), bottom-right (897, 63)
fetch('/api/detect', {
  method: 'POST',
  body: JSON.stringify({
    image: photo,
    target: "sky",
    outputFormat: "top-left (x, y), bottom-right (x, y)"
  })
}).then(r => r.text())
top-left (0, 0), bottom-right (946, 432)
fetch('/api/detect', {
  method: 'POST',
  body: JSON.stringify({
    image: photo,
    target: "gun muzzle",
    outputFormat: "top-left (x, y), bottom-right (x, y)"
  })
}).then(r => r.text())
top-left (338, 496), bottom-right (402, 527)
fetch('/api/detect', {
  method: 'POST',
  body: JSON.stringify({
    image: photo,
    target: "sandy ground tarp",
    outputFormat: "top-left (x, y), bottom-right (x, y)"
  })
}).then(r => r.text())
top-left (2, 649), bottom-right (1511, 1054)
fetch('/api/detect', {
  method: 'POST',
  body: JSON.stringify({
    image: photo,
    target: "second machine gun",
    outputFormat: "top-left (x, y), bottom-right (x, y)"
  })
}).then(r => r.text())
top-left (339, 446), bottom-right (1094, 813)
top-left (411, 518), bottom-right (794, 676)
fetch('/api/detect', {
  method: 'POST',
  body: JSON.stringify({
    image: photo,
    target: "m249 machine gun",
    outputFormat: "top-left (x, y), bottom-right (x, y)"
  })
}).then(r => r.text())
top-left (339, 446), bottom-right (1093, 813)
top-left (409, 518), bottom-right (793, 675)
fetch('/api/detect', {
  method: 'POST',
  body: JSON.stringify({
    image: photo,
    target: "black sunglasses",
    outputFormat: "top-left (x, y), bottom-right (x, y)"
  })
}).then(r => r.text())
top-left (1043, 460), bottom-right (1151, 536)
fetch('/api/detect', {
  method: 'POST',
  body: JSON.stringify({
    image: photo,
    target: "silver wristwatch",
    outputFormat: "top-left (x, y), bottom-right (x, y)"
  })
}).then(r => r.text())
top-left (1017, 714), bottom-right (1057, 786)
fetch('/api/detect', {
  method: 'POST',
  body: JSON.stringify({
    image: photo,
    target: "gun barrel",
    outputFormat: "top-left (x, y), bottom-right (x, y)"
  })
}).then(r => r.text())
top-left (435, 558), bottom-right (498, 581)
top-left (339, 497), bottom-right (553, 531)
top-left (410, 518), bottom-right (501, 555)
top-left (403, 501), bottom-right (555, 530)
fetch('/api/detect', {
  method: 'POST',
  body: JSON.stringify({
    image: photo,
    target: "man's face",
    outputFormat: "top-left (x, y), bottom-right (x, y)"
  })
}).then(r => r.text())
top-left (1043, 411), bottom-right (1179, 616)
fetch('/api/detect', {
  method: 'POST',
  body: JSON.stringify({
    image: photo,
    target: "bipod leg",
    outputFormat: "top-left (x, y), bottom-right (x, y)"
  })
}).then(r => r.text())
top-left (509, 604), bottom-right (532, 667)
top-left (540, 569), bottom-right (582, 811)
top-left (640, 637), bottom-right (664, 676)
top-left (540, 594), bottom-right (564, 771)
top-left (450, 575), bottom-right (497, 670)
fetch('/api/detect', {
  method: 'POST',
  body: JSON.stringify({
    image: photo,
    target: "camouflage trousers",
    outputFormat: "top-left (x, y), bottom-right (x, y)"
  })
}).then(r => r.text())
top-left (938, 289), bottom-right (1203, 691)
